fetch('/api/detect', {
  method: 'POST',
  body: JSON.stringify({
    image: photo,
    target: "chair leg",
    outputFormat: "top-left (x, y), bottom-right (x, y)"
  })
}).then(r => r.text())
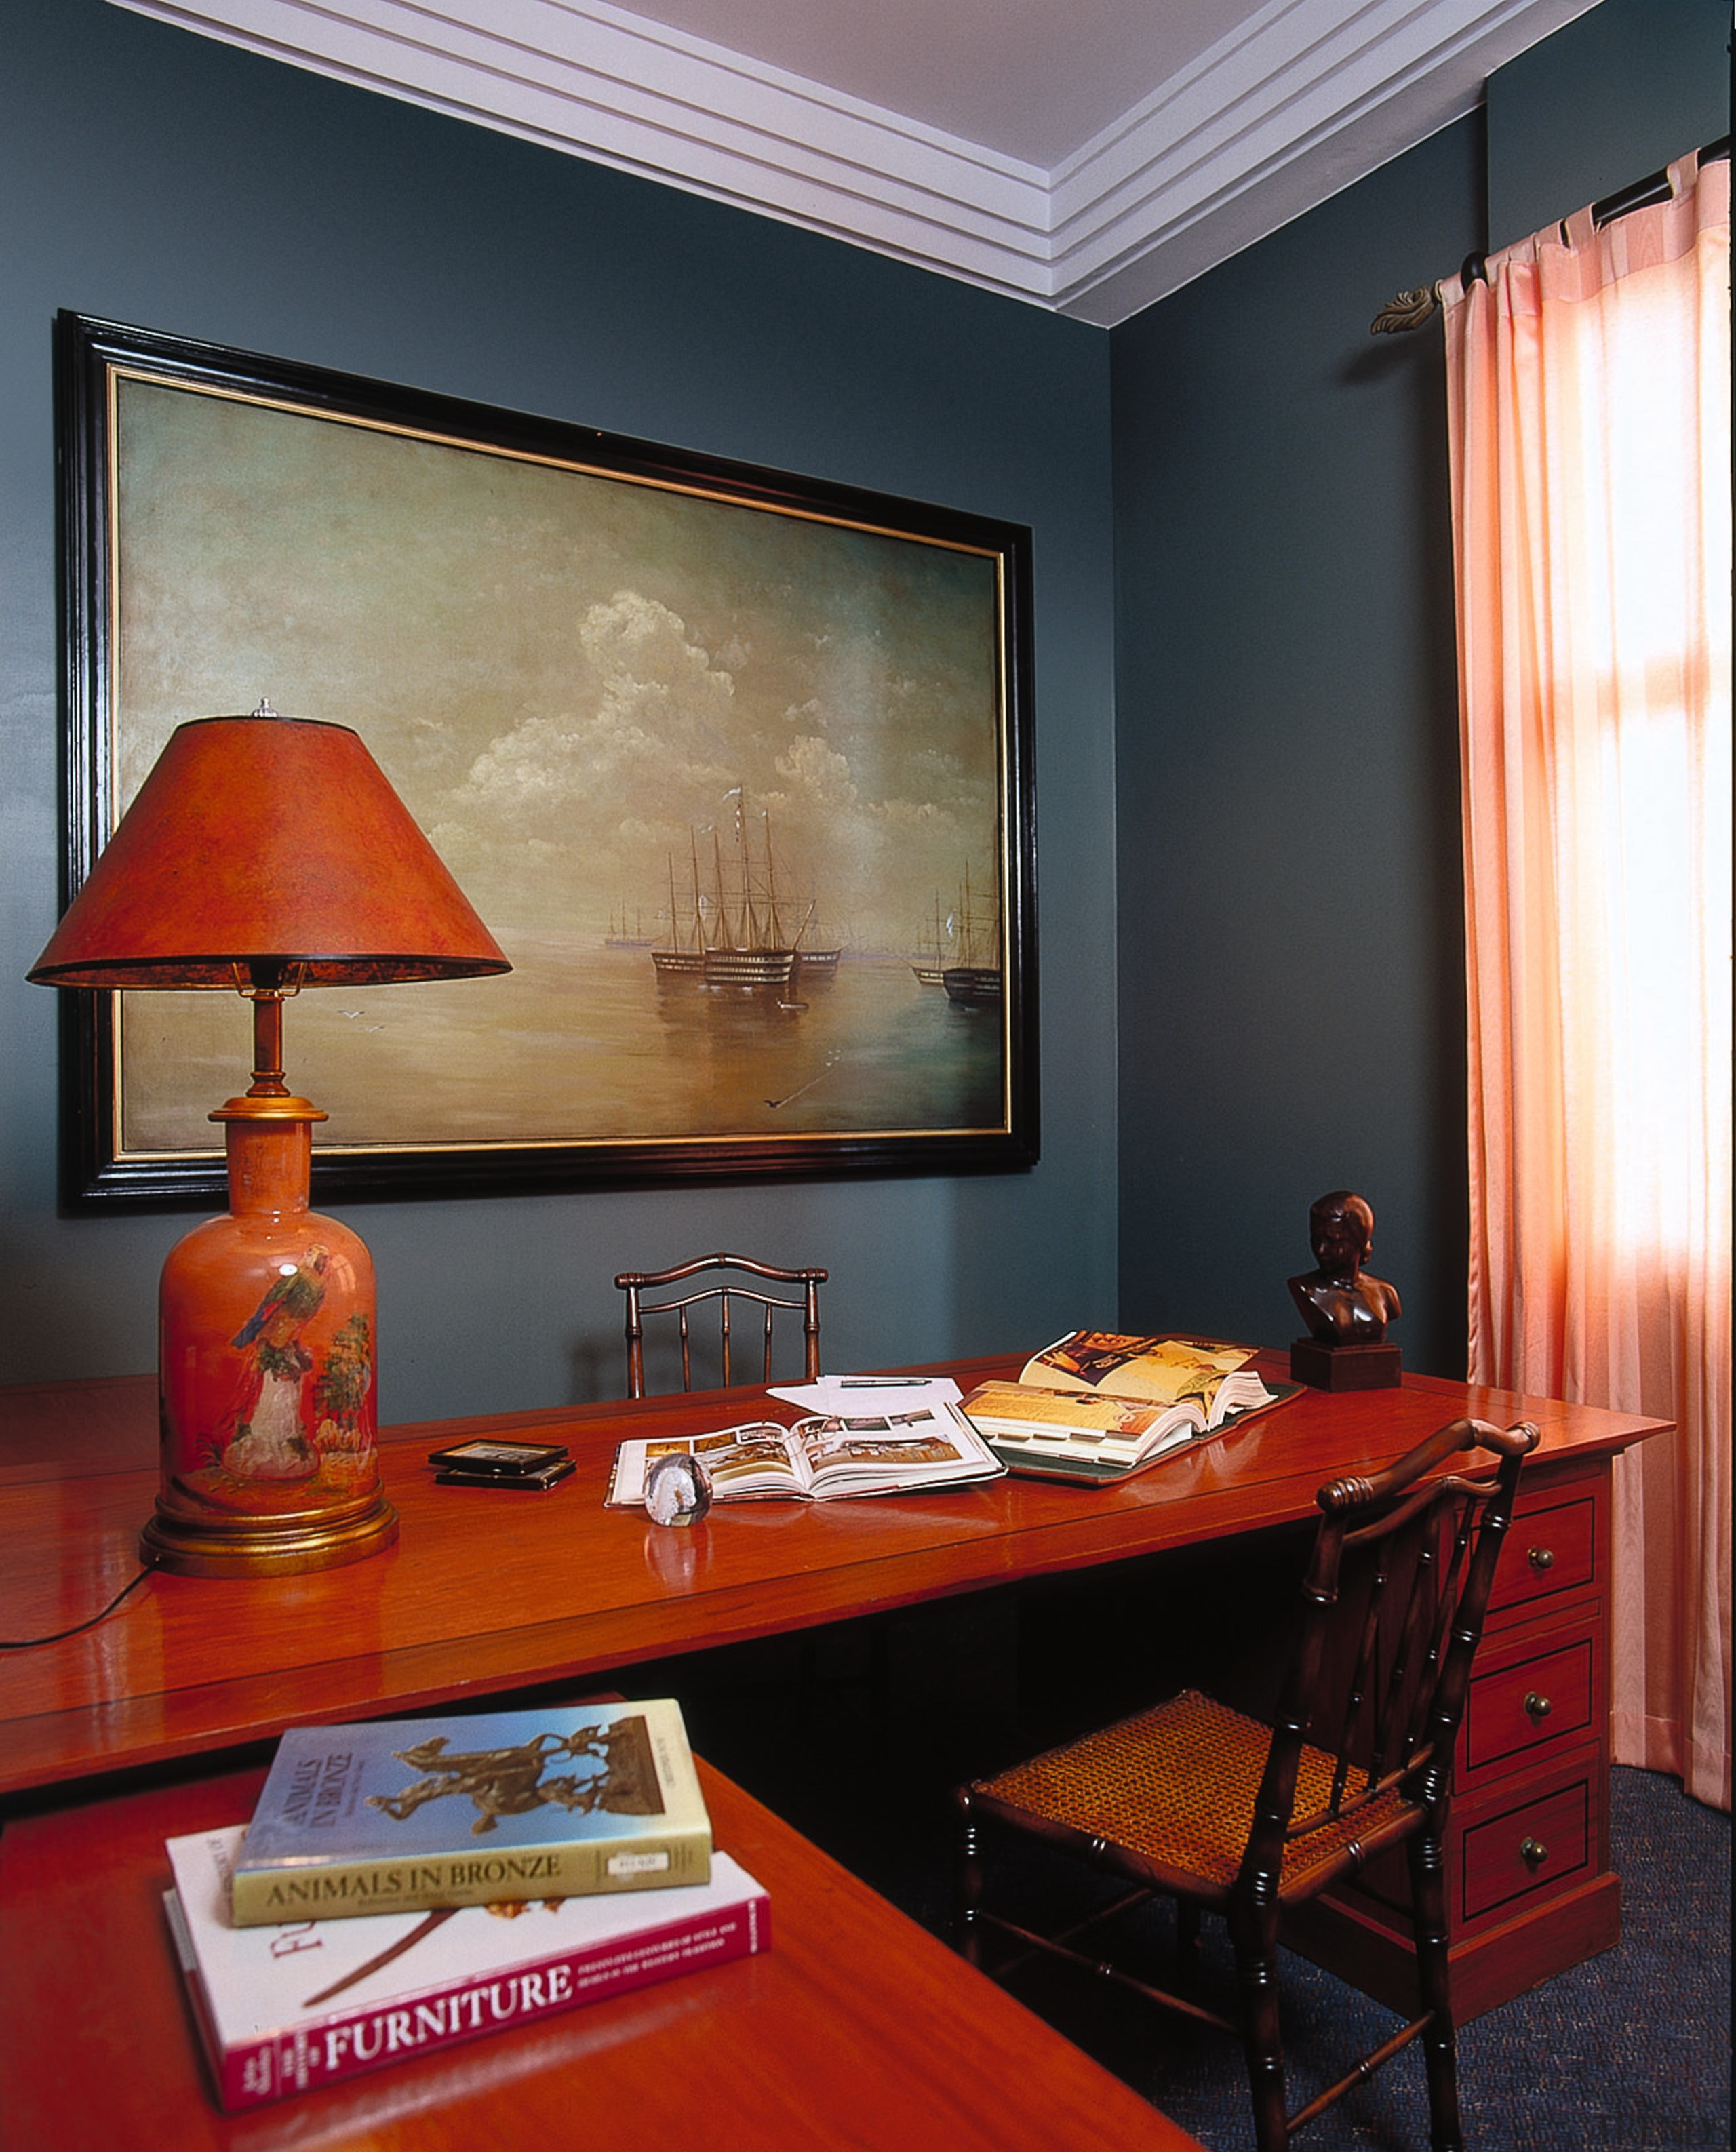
top-left (955, 1791), bottom-right (987, 1967)
top-left (1407, 1824), bottom-right (1467, 2152)
top-left (1228, 1896), bottom-right (1290, 2152)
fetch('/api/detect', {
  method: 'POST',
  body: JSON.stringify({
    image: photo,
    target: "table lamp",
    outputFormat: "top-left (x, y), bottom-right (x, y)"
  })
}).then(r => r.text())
top-left (28, 704), bottom-right (511, 1578)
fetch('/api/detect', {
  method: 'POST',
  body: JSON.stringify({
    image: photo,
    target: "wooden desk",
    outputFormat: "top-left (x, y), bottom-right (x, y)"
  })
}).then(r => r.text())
top-left (1, 1357), bottom-right (1668, 2017)
top-left (0, 1750), bottom-right (1206, 2151)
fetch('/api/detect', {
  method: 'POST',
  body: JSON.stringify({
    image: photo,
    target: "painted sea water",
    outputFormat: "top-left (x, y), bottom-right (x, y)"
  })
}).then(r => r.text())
top-left (118, 941), bottom-right (1006, 1155)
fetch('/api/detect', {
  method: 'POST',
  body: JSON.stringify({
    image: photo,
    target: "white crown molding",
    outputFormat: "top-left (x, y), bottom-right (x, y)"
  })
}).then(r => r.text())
top-left (109, 0), bottom-right (1599, 326)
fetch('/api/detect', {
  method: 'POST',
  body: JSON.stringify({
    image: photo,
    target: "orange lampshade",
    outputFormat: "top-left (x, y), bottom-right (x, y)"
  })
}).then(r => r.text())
top-left (28, 709), bottom-right (509, 989)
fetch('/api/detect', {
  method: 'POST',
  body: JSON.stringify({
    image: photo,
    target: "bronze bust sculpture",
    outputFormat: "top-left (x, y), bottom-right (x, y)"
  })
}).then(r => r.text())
top-left (1288, 1191), bottom-right (1403, 1389)
top-left (1289, 1190), bottom-right (1402, 1343)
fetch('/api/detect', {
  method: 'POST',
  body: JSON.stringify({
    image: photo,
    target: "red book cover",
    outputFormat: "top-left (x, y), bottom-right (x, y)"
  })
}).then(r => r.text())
top-left (165, 1826), bottom-right (770, 2109)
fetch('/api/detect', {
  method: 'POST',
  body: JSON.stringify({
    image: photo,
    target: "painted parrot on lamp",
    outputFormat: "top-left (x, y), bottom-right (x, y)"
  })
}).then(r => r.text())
top-left (232, 1246), bottom-right (330, 1351)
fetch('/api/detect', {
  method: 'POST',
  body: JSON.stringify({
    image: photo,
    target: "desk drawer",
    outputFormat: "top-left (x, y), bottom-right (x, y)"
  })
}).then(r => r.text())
top-left (1489, 1488), bottom-right (1600, 1615)
top-left (1327, 1748), bottom-right (1602, 1937)
top-left (1461, 1772), bottom-right (1593, 1926)
top-left (1464, 1630), bottom-right (1595, 1774)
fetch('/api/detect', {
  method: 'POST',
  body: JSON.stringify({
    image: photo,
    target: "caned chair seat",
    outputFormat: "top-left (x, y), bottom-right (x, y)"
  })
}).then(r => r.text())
top-left (968, 1688), bottom-right (1421, 1908)
top-left (956, 1414), bottom-right (1541, 2152)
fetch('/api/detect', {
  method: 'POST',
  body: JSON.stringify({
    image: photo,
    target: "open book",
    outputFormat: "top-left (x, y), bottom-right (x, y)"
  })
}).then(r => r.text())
top-left (606, 1402), bottom-right (1004, 1507)
top-left (960, 1331), bottom-right (1296, 1485)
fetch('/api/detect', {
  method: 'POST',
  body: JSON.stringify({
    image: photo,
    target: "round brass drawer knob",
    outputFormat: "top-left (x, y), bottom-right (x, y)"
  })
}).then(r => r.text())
top-left (1520, 1837), bottom-right (1550, 1869)
top-left (1524, 1691), bottom-right (1554, 1720)
top-left (1527, 1546), bottom-right (1556, 1572)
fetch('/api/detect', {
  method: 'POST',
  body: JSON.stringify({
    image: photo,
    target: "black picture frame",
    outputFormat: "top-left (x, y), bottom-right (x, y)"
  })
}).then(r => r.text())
top-left (53, 311), bottom-right (1038, 1207)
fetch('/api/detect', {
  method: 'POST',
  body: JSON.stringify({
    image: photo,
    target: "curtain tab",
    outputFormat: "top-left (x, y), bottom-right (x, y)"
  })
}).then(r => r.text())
top-left (1561, 205), bottom-right (1597, 256)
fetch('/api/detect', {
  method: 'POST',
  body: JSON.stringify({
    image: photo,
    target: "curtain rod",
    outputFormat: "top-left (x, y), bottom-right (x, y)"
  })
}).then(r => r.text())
top-left (1370, 134), bottom-right (1729, 334)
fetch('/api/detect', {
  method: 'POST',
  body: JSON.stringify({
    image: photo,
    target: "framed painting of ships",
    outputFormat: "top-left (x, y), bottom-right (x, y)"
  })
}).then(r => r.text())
top-left (52, 313), bottom-right (1038, 1205)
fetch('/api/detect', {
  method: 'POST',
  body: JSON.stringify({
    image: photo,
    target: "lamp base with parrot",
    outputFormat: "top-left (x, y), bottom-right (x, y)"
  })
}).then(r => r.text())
top-left (143, 1095), bottom-right (398, 1578)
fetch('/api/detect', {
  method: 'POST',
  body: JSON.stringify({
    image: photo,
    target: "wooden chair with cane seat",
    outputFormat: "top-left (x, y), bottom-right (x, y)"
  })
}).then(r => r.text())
top-left (955, 1413), bottom-right (1541, 2152)
top-left (614, 1252), bottom-right (827, 1399)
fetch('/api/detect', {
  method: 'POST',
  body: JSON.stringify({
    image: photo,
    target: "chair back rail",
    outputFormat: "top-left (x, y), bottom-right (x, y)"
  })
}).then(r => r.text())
top-left (615, 1252), bottom-right (826, 1397)
top-left (1249, 1417), bottom-right (1539, 1878)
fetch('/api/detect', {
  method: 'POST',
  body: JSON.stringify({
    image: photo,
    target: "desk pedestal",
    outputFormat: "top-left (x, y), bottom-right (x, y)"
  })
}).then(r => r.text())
top-left (1290, 1451), bottom-right (1619, 2016)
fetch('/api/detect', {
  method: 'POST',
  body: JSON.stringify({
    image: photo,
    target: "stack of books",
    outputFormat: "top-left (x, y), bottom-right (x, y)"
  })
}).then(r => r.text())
top-left (164, 1698), bottom-right (770, 2110)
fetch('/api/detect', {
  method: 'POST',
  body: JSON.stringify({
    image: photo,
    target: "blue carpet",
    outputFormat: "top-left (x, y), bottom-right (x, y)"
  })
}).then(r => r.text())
top-left (1451, 1768), bottom-right (1731, 2152)
top-left (1055, 1766), bottom-right (1731, 2152)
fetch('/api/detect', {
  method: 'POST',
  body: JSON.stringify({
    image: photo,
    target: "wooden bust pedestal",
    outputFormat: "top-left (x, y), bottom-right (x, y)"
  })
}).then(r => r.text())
top-left (1289, 1336), bottom-right (1402, 1391)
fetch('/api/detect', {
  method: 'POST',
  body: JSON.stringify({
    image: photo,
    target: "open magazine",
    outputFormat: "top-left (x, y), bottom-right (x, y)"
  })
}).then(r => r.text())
top-left (960, 1331), bottom-right (1297, 1485)
top-left (606, 1401), bottom-right (1004, 1507)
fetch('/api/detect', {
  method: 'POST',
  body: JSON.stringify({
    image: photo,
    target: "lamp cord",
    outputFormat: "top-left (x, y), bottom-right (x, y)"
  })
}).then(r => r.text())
top-left (0, 1564), bottom-right (154, 1648)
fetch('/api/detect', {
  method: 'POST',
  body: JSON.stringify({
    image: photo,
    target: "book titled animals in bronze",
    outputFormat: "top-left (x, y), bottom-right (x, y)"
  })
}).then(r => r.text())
top-left (231, 1699), bottom-right (710, 1926)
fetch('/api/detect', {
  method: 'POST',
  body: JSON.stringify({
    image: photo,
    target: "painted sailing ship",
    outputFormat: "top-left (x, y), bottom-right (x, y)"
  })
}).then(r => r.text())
top-left (702, 797), bottom-right (796, 993)
top-left (651, 802), bottom-right (831, 995)
top-left (791, 883), bottom-right (840, 981)
top-left (941, 860), bottom-right (1002, 1008)
top-left (605, 902), bottom-right (654, 949)
top-left (652, 833), bottom-right (710, 979)
top-left (911, 894), bottom-right (951, 987)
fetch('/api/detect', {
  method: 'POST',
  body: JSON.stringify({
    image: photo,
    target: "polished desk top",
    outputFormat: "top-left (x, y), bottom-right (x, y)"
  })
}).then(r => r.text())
top-left (0, 1748), bottom-right (1206, 2151)
top-left (0, 1355), bottom-right (1669, 1803)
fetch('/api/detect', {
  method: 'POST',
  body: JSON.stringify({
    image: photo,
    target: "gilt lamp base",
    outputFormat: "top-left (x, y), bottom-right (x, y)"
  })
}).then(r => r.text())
top-left (141, 1492), bottom-right (398, 1579)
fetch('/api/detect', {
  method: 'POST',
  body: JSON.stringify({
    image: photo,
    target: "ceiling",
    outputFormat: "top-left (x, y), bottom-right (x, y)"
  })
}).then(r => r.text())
top-left (113, 0), bottom-right (1598, 325)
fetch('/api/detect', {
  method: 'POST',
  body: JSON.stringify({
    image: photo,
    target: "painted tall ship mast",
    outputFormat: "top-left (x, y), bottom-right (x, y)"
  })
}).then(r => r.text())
top-left (652, 831), bottom-right (709, 979)
top-left (703, 796), bottom-right (796, 992)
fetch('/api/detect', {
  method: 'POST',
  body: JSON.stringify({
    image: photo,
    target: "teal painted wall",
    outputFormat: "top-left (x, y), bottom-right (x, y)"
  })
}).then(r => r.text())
top-left (1109, 0), bottom-right (1727, 1378)
top-left (1109, 120), bottom-right (1478, 1376)
top-left (1488, 0), bottom-right (1729, 248)
top-left (5, 0), bottom-right (1724, 1418)
top-left (0, 1), bottom-right (1116, 1419)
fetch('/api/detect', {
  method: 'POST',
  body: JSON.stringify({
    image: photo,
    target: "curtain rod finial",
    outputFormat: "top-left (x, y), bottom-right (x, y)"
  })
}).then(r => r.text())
top-left (1370, 284), bottom-right (1441, 335)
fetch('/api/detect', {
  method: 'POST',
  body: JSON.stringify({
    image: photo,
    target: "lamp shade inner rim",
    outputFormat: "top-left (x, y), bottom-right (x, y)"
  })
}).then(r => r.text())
top-left (26, 955), bottom-right (511, 988)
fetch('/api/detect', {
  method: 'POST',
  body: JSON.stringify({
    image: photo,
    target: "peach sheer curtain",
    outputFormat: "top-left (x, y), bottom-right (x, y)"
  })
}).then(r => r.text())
top-left (1442, 151), bottom-right (1731, 1810)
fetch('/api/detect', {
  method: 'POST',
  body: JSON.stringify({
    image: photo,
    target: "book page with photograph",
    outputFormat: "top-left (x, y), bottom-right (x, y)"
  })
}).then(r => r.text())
top-left (606, 1403), bottom-right (1002, 1507)
top-left (787, 1406), bottom-right (1002, 1497)
top-left (964, 1333), bottom-right (1298, 1486)
top-left (1019, 1331), bottom-right (1263, 1408)
top-left (612, 1422), bottom-right (808, 1503)
top-left (960, 1374), bottom-right (1296, 1485)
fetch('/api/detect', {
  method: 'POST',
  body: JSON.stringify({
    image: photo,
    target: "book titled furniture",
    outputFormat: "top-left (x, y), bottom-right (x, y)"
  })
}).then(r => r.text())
top-left (0, 1353), bottom-right (1668, 2020)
